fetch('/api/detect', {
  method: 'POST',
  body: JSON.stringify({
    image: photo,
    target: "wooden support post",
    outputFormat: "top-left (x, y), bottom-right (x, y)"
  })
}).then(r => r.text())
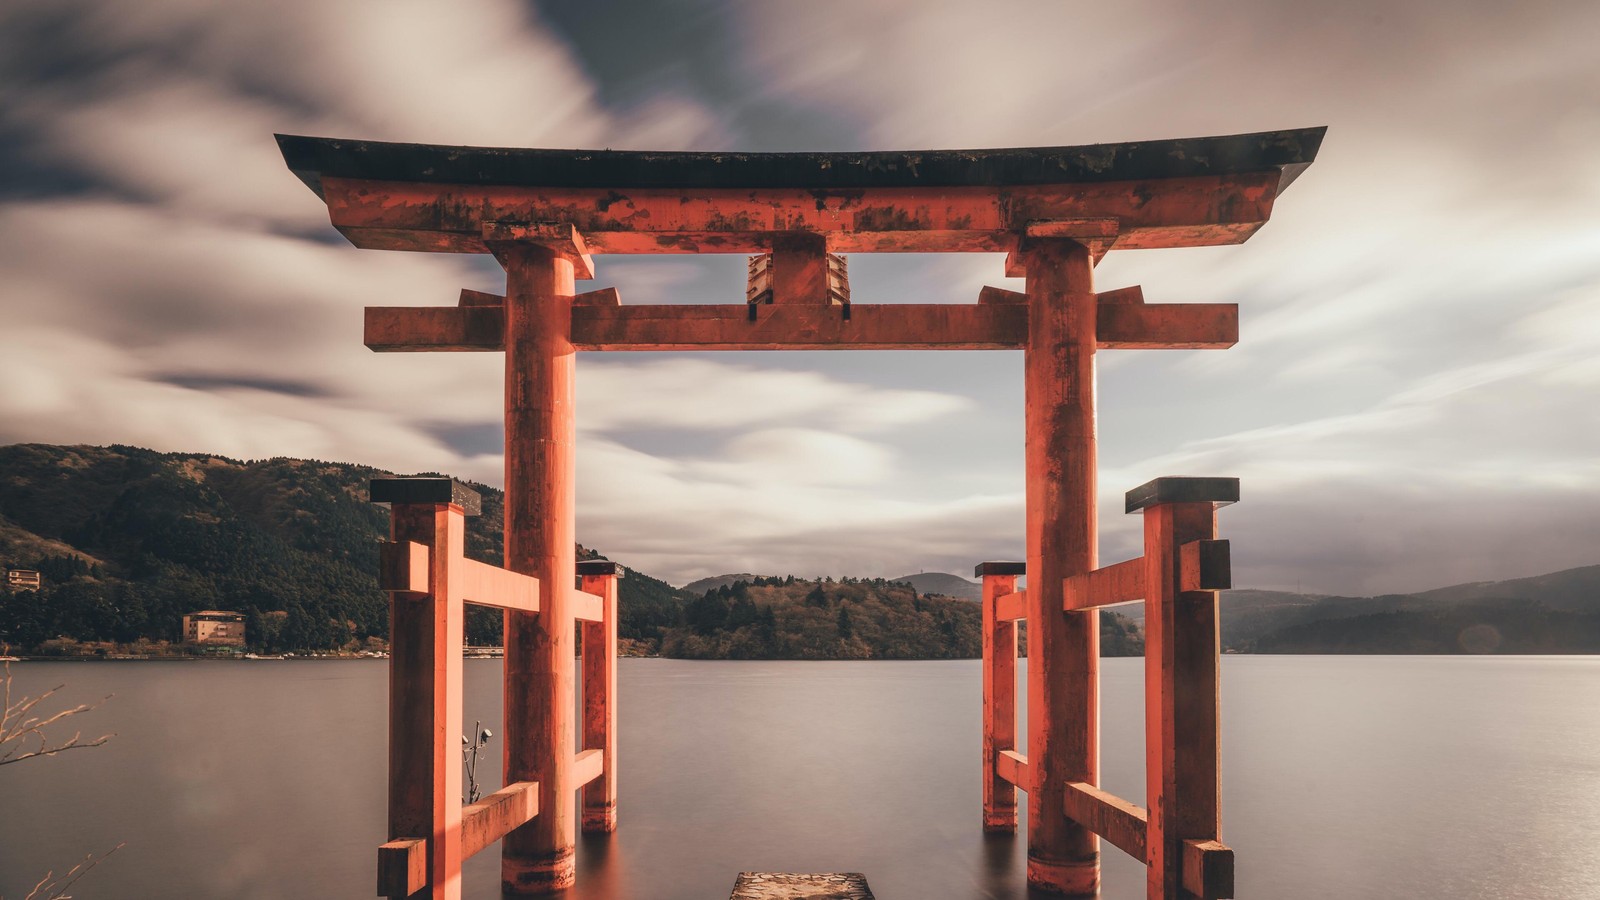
top-left (578, 560), bottom-right (620, 833)
top-left (1130, 477), bottom-right (1238, 900)
top-left (494, 235), bottom-right (580, 894)
top-left (977, 561), bottom-right (1025, 832)
top-left (374, 477), bottom-right (477, 900)
top-left (768, 232), bottom-right (830, 305)
top-left (1022, 238), bottom-right (1099, 895)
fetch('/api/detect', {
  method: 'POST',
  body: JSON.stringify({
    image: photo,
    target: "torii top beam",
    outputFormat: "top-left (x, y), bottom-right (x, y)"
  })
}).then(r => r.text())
top-left (275, 128), bottom-right (1324, 257)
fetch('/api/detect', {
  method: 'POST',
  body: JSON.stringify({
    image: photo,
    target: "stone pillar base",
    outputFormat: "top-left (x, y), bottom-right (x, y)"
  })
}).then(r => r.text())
top-left (1026, 854), bottom-right (1098, 896)
top-left (581, 806), bottom-right (617, 833)
top-left (503, 848), bottom-right (576, 894)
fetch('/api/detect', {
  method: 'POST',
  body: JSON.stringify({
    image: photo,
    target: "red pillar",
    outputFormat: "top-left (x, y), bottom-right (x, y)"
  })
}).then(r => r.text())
top-left (496, 244), bottom-right (579, 893)
top-left (387, 500), bottom-right (465, 899)
top-left (1139, 485), bottom-right (1226, 900)
top-left (1022, 239), bottom-right (1100, 895)
top-left (579, 562), bottom-right (619, 833)
top-left (979, 562), bottom-right (1024, 832)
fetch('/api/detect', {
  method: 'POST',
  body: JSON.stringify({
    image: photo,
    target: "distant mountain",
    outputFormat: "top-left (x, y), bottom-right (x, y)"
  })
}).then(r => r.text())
top-left (1412, 565), bottom-right (1600, 611)
top-left (1213, 568), bottom-right (1600, 652)
top-left (1087, 566), bottom-right (1598, 653)
top-left (890, 572), bottom-right (982, 601)
top-left (1251, 599), bottom-right (1600, 654)
top-left (5, 443), bottom-right (1595, 657)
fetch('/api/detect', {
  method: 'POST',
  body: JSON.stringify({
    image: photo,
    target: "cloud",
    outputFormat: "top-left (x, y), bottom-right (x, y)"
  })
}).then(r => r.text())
top-left (2, 1), bottom-right (1597, 596)
top-left (574, 434), bottom-right (1025, 585)
top-left (1098, 339), bottom-right (1600, 593)
top-left (577, 358), bottom-right (973, 434)
top-left (0, 0), bottom-right (728, 230)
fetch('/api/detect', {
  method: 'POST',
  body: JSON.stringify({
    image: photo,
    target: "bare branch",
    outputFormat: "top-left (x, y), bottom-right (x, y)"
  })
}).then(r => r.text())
top-left (21, 842), bottom-right (125, 900)
top-left (0, 654), bottom-right (114, 766)
top-left (1, 649), bottom-right (122, 899)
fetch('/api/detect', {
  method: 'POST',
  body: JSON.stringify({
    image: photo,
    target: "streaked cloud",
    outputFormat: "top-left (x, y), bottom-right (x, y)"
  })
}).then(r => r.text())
top-left (1, 0), bottom-right (1595, 592)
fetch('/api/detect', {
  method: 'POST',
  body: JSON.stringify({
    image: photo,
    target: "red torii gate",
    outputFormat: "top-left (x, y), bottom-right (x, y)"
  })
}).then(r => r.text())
top-left (277, 126), bottom-right (1324, 899)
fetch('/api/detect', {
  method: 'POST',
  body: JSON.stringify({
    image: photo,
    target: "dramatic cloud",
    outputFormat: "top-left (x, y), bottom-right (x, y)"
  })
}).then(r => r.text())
top-left (577, 359), bottom-right (971, 434)
top-left (1, 1), bottom-right (1594, 591)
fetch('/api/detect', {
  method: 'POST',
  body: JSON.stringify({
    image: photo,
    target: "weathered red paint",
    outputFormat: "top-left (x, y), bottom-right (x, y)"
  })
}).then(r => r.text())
top-left (361, 301), bottom-right (1237, 353)
top-left (1062, 781), bottom-right (1147, 862)
top-left (462, 782), bottom-right (541, 860)
top-left (1144, 501), bottom-right (1223, 900)
top-left (1023, 239), bottom-right (1100, 896)
top-left (1063, 557), bottom-right (1145, 611)
top-left (387, 502), bottom-right (465, 899)
top-left (981, 571), bottom-right (1020, 832)
top-left (374, 486), bottom-right (558, 897)
top-left (580, 572), bottom-right (619, 833)
top-left (497, 245), bottom-right (579, 894)
top-left (286, 123), bottom-right (1313, 894)
top-left (317, 173), bottom-right (1282, 255)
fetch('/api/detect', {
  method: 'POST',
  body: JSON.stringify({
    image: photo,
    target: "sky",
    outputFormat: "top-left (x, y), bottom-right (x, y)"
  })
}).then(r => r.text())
top-left (1, 0), bottom-right (1596, 594)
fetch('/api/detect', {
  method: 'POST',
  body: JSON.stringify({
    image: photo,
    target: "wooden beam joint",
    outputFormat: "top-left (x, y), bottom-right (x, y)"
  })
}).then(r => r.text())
top-left (453, 558), bottom-right (540, 613)
top-left (1180, 539), bottom-right (1232, 593)
top-left (482, 221), bottom-right (596, 279)
top-left (460, 780), bottom-right (541, 860)
top-left (377, 838), bottom-right (427, 898)
top-left (377, 541), bottom-right (429, 595)
top-left (1022, 217), bottom-right (1120, 262)
top-left (572, 748), bottom-right (604, 788)
top-left (1063, 556), bottom-right (1145, 611)
top-left (1062, 781), bottom-right (1149, 864)
top-left (994, 589), bottom-right (1027, 622)
top-left (996, 749), bottom-right (1029, 790)
top-left (572, 588), bottom-right (605, 623)
top-left (1182, 839), bottom-right (1235, 899)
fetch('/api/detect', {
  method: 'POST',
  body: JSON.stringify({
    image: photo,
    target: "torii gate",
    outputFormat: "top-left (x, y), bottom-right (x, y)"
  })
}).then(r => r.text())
top-left (277, 126), bottom-right (1324, 899)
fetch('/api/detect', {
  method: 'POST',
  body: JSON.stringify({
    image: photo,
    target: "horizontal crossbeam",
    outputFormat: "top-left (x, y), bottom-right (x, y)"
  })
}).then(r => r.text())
top-left (377, 838), bottom-right (427, 898)
top-left (461, 780), bottom-right (540, 859)
top-left (1183, 839), bottom-right (1235, 899)
top-left (996, 749), bottom-right (1029, 789)
top-left (571, 589), bottom-right (605, 623)
top-left (1180, 539), bottom-right (1232, 593)
top-left (994, 590), bottom-right (1027, 622)
top-left (1063, 557), bottom-right (1145, 611)
top-left (573, 748), bottom-right (604, 788)
top-left (377, 541), bottom-right (428, 594)
top-left (375, 541), bottom-right (540, 612)
top-left (317, 167), bottom-right (1287, 256)
top-left (455, 558), bottom-right (539, 612)
top-left (365, 301), bottom-right (1236, 352)
top-left (1063, 781), bottom-right (1148, 863)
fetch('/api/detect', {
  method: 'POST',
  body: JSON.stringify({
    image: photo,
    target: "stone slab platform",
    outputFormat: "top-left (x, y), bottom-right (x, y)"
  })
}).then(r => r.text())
top-left (729, 872), bottom-right (874, 899)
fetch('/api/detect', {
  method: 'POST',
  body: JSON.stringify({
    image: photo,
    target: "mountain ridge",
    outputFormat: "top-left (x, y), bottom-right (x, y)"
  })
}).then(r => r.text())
top-left (3, 442), bottom-right (1596, 656)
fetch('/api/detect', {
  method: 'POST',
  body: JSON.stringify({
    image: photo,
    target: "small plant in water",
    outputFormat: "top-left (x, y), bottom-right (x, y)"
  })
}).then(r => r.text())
top-left (462, 721), bottom-right (492, 804)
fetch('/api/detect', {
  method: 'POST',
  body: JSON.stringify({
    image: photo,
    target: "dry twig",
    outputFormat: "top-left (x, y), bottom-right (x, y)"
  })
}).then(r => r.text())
top-left (0, 654), bottom-right (114, 766)
top-left (22, 843), bottom-right (125, 900)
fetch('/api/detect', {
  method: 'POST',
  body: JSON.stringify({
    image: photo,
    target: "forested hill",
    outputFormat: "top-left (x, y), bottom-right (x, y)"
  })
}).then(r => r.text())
top-left (0, 443), bottom-right (1140, 660)
top-left (4, 443), bottom-right (1593, 657)
top-left (0, 443), bottom-right (684, 653)
top-left (659, 575), bottom-right (1145, 660)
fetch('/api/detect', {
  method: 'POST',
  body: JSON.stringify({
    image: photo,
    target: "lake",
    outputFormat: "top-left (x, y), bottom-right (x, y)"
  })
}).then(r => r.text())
top-left (3, 656), bottom-right (1598, 898)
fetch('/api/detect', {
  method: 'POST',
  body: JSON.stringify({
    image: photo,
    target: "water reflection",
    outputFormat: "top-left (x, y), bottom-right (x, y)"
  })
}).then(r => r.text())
top-left (3, 657), bottom-right (1599, 899)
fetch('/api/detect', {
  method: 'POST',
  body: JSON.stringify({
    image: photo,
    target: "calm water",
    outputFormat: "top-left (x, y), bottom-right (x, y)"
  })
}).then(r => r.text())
top-left (3, 657), bottom-right (1599, 899)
